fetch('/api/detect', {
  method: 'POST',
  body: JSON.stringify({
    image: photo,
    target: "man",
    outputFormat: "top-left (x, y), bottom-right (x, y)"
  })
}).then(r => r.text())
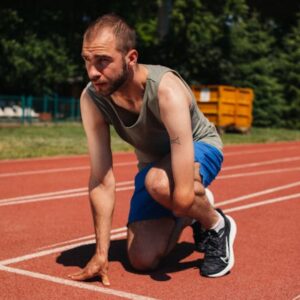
top-left (69, 14), bottom-right (237, 286)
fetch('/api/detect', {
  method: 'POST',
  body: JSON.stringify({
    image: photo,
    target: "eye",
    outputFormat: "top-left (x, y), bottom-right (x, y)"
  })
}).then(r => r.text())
top-left (96, 56), bottom-right (112, 68)
top-left (82, 55), bottom-right (89, 62)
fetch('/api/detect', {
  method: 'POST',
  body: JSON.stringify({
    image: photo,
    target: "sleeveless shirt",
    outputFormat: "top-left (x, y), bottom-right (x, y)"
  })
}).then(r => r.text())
top-left (86, 64), bottom-right (223, 169)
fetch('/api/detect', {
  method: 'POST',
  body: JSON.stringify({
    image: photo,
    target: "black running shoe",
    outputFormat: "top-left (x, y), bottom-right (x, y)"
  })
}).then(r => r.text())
top-left (191, 188), bottom-right (215, 252)
top-left (200, 208), bottom-right (237, 277)
top-left (191, 221), bottom-right (207, 252)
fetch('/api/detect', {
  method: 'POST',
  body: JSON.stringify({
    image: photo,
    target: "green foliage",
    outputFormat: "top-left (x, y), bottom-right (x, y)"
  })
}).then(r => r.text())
top-left (0, 1), bottom-right (300, 128)
top-left (223, 13), bottom-right (286, 127)
top-left (0, 9), bottom-right (77, 95)
top-left (278, 14), bottom-right (300, 129)
top-left (158, 0), bottom-right (223, 81)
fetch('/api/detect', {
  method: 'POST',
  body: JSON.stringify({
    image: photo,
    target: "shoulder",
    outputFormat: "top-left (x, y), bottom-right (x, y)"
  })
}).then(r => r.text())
top-left (158, 72), bottom-right (192, 109)
top-left (80, 82), bottom-right (94, 104)
top-left (80, 85), bottom-right (107, 126)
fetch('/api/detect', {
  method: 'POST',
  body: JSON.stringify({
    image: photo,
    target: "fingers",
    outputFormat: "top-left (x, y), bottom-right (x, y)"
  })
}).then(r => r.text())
top-left (99, 262), bottom-right (110, 286)
top-left (100, 273), bottom-right (110, 286)
top-left (68, 270), bottom-right (92, 281)
top-left (68, 269), bottom-right (110, 286)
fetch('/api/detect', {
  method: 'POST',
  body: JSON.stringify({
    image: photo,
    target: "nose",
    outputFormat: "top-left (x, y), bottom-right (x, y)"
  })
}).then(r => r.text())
top-left (88, 64), bottom-right (101, 82)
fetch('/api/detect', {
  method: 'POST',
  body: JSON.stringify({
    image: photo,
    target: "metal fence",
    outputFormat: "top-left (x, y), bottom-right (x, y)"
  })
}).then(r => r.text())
top-left (0, 95), bottom-right (81, 123)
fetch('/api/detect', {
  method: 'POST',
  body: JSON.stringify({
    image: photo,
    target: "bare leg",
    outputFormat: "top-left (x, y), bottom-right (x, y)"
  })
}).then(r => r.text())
top-left (127, 218), bottom-right (176, 271)
top-left (127, 155), bottom-right (218, 271)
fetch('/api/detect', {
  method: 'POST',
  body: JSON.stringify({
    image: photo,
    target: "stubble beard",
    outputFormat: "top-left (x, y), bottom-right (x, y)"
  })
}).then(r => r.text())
top-left (97, 58), bottom-right (129, 97)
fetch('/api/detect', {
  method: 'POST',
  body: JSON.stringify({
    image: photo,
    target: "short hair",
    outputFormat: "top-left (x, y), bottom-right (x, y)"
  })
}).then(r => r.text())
top-left (84, 14), bottom-right (136, 54)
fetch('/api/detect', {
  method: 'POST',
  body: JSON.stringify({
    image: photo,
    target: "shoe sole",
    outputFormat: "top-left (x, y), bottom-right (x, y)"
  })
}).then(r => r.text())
top-left (206, 215), bottom-right (237, 278)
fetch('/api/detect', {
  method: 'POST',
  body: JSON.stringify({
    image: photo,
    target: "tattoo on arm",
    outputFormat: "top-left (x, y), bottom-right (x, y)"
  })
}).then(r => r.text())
top-left (170, 136), bottom-right (181, 145)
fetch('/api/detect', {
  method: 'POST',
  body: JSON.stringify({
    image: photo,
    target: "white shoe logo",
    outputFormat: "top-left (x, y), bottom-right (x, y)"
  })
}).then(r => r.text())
top-left (220, 237), bottom-right (230, 264)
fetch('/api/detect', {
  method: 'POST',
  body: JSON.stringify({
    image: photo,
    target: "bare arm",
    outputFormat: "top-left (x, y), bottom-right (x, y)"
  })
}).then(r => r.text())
top-left (69, 88), bottom-right (115, 285)
top-left (158, 73), bottom-right (195, 212)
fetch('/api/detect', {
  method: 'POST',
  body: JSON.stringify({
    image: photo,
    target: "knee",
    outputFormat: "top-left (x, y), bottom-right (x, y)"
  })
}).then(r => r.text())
top-left (128, 250), bottom-right (161, 272)
top-left (145, 168), bottom-right (170, 200)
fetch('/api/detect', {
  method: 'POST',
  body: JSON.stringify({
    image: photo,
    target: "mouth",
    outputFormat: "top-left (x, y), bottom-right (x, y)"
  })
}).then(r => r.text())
top-left (93, 81), bottom-right (106, 86)
top-left (93, 82), bottom-right (108, 91)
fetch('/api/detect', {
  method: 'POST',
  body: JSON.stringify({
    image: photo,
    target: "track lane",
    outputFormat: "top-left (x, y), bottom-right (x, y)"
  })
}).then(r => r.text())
top-left (1, 141), bottom-right (300, 299)
top-left (1, 141), bottom-right (299, 175)
top-left (2, 199), bottom-right (299, 300)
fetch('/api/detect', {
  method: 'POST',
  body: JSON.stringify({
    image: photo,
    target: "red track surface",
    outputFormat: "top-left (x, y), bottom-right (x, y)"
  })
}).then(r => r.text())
top-left (1, 141), bottom-right (300, 300)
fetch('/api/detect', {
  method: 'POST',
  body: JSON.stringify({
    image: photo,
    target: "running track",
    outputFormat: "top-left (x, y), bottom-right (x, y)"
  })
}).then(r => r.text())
top-left (0, 141), bottom-right (300, 300)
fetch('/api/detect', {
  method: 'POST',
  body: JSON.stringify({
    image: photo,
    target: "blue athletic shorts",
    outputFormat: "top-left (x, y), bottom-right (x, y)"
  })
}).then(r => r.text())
top-left (128, 141), bottom-right (223, 224)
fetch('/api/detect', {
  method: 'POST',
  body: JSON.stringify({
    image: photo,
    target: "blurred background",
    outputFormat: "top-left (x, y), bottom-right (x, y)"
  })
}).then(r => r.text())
top-left (0, 0), bottom-right (299, 158)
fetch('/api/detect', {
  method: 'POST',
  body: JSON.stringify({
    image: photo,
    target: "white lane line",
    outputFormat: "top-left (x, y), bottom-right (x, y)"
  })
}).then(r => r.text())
top-left (224, 193), bottom-right (300, 213)
top-left (1, 148), bottom-right (299, 178)
top-left (35, 181), bottom-right (300, 251)
top-left (217, 181), bottom-right (300, 207)
top-left (0, 151), bottom-right (134, 164)
top-left (222, 156), bottom-right (300, 171)
top-left (0, 192), bottom-right (89, 206)
top-left (0, 181), bottom-right (134, 206)
top-left (2, 187), bottom-right (88, 202)
top-left (0, 166), bottom-right (90, 177)
top-left (0, 143), bottom-right (298, 165)
top-left (0, 187), bottom-right (134, 207)
top-left (36, 181), bottom-right (300, 252)
top-left (0, 161), bottom-right (137, 178)
top-left (0, 231), bottom-right (127, 266)
top-left (1, 167), bottom-right (300, 207)
top-left (0, 154), bottom-right (89, 164)
top-left (0, 265), bottom-right (157, 300)
top-left (0, 180), bottom-right (133, 203)
top-left (224, 146), bottom-right (299, 156)
top-left (1, 191), bottom-right (300, 267)
top-left (218, 167), bottom-right (300, 179)
top-left (37, 227), bottom-right (127, 251)
top-left (0, 191), bottom-right (298, 299)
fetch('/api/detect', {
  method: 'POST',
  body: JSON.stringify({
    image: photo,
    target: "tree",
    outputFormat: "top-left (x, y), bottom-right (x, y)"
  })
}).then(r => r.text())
top-left (222, 12), bottom-right (285, 127)
top-left (0, 9), bottom-right (77, 95)
top-left (278, 14), bottom-right (300, 129)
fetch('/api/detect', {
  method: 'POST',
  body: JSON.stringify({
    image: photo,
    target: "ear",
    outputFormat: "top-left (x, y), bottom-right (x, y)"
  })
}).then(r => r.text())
top-left (126, 49), bottom-right (138, 67)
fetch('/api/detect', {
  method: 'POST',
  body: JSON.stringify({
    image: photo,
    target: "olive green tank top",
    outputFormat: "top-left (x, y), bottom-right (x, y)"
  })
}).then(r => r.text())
top-left (87, 64), bottom-right (222, 169)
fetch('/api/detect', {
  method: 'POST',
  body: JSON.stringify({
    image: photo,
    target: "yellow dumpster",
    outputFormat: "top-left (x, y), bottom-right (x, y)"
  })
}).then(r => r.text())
top-left (235, 88), bottom-right (254, 132)
top-left (191, 85), bottom-right (254, 133)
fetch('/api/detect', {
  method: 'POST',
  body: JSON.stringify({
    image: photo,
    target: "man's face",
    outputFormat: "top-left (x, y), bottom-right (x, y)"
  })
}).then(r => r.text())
top-left (81, 29), bottom-right (129, 97)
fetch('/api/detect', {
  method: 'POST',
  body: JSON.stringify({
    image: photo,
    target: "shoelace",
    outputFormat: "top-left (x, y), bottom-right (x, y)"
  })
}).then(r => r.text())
top-left (203, 230), bottom-right (224, 257)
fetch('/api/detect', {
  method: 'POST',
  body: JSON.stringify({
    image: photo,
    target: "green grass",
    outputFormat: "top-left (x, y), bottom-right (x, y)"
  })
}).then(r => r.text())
top-left (0, 123), bottom-right (299, 160)
top-left (0, 122), bottom-right (133, 160)
top-left (222, 127), bottom-right (300, 144)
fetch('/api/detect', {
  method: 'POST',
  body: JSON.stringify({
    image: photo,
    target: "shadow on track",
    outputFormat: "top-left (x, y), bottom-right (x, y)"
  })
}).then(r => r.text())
top-left (56, 239), bottom-right (201, 282)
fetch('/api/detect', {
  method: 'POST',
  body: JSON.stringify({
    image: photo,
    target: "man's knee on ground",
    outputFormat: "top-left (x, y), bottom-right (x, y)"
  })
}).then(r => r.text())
top-left (128, 247), bottom-right (162, 271)
top-left (145, 168), bottom-right (170, 200)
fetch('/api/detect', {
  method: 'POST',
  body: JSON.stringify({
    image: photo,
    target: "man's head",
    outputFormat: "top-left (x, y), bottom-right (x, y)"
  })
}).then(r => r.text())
top-left (84, 14), bottom-right (136, 55)
top-left (82, 14), bottom-right (138, 96)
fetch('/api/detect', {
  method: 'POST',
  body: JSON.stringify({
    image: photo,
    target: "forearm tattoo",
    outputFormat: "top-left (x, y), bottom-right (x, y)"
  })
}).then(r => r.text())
top-left (170, 136), bottom-right (181, 145)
